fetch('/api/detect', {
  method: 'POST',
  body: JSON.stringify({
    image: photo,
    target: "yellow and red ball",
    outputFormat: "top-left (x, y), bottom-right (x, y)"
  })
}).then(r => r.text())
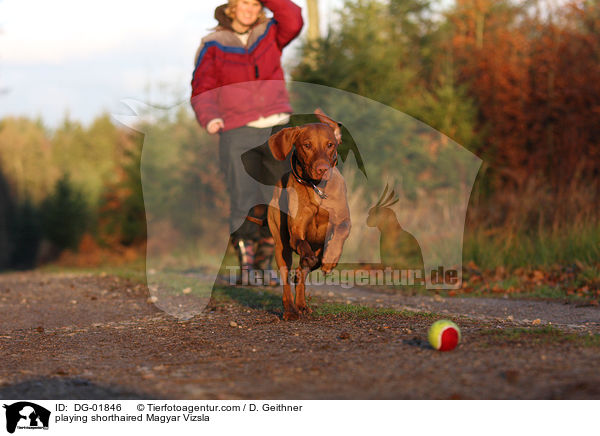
top-left (428, 320), bottom-right (461, 351)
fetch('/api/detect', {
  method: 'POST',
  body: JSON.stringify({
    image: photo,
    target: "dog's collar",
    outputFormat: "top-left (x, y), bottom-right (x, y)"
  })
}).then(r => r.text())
top-left (291, 150), bottom-right (335, 200)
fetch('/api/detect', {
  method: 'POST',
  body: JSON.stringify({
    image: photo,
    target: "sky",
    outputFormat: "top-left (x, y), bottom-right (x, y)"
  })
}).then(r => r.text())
top-left (0, 0), bottom-right (341, 127)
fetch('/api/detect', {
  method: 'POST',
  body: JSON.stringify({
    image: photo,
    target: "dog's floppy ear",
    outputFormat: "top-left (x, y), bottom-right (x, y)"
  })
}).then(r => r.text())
top-left (268, 127), bottom-right (299, 161)
top-left (314, 108), bottom-right (342, 144)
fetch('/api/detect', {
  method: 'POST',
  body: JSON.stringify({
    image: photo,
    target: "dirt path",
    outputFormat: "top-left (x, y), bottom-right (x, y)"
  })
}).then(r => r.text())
top-left (1, 271), bottom-right (599, 400)
top-left (307, 285), bottom-right (600, 332)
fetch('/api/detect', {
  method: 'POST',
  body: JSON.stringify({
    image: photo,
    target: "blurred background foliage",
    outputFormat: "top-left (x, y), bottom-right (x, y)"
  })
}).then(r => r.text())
top-left (0, 0), bottom-right (599, 271)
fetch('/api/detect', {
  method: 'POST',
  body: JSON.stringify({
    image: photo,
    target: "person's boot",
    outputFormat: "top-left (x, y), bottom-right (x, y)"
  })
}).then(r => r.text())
top-left (234, 238), bottom-right (255, 285)
top-left (254, 236), bottom-right (279, 286)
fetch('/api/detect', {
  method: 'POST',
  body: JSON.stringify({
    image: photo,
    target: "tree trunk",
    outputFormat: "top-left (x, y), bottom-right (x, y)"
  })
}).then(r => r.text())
top-left (306, 0), bottom-right (320, 43)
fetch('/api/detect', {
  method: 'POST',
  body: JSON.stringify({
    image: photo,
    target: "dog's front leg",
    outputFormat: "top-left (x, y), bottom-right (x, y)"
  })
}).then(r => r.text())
top-left (275, 246), bottom-right (299, 321)
top-left (321, 203), bottom-right (351, 273)
top-left (319, 176), bottom-right (351, 273)
top-left (294, 265), bottom-right (312, 315)
top-left (321, 220), bottom-right (351, 273)
top-left (290, 204), bottom-right (319, 269)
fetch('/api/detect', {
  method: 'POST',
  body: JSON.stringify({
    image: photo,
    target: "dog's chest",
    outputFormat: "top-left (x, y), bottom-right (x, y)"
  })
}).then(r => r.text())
top-left (313, 201), bottom-right (331, 227)
top-left (283, 180), bottom-right (330, 223)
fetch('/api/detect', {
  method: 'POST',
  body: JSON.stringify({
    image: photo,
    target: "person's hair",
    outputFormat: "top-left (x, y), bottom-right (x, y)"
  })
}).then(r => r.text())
top-left (225, 0), bottom-right (267, 22)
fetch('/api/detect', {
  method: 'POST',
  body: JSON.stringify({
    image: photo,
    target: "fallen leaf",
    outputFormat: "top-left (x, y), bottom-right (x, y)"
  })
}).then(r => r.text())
top-left (466, 261), bottom-right (480, 272)
top-left (469, 275), bottom-right (483, 284)
top-left (532, 270), bottom-right (545, 281)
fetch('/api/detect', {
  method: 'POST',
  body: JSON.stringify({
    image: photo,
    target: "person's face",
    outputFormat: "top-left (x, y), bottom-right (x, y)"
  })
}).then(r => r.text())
top-left (233, 0), bottom-right (262, 29)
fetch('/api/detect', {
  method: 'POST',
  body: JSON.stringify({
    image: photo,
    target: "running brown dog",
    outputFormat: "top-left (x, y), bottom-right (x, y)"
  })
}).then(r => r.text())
top-left (267, 110), bottom-right (351, 320)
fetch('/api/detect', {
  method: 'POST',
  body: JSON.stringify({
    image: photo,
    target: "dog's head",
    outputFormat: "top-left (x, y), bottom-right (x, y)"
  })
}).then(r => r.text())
top-left (269, 109), bottom-right (341, 182)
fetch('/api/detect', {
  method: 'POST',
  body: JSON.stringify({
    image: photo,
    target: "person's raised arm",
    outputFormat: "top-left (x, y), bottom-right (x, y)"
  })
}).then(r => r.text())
top-left (261, 0), bottom-right (303, 49)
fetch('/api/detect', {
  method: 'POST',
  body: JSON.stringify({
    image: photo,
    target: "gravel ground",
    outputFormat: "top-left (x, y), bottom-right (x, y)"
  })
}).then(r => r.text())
top-left (1, 271), bottom-right (599, 400)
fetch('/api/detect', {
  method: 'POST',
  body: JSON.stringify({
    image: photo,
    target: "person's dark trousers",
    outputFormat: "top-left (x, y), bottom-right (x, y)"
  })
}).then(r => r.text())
top-left (218, 123), bottom-right (291, 242)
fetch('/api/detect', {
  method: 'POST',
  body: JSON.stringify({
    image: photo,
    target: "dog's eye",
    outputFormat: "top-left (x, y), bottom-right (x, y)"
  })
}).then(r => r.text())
top-left (327, 142), bottom-right (334, 148)
top-left (303, 142), bottom-right (311, 149)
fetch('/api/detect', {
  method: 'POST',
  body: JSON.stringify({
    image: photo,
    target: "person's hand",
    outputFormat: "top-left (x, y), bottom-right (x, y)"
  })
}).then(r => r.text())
top-left (207, 119), bottom-right (225, 134)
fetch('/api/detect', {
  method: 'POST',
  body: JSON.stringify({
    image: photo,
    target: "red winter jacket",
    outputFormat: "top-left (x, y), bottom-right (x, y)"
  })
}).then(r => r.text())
top-left (190, 0), bottom-right (303, 131)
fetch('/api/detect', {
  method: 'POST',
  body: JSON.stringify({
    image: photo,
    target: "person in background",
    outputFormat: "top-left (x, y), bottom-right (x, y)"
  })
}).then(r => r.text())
top-left (191, 0), bottom-right (303, 280)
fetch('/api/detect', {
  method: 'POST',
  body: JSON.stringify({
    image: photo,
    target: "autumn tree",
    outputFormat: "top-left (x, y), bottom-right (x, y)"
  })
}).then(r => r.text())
top-left (449, 0), bottom-right (600, 226)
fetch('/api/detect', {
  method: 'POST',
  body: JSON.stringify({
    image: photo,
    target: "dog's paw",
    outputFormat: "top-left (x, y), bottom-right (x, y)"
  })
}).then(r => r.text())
top-left (297, 304), bottom-right (312, 315)
top-left (283, 310), bottom-right (300, 321)
top-left (321, 263), bottom-right (337, 274)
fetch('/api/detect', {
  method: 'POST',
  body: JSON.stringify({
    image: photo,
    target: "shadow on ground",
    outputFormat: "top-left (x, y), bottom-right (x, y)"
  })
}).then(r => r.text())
top-left (0, 378), bottom-right (154, 400)
top-left (213, 286), bottom-right (283, 316)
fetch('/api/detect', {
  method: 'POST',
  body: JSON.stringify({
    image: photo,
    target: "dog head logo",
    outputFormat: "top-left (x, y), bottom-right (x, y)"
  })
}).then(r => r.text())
top-left (114, 80), bottom-right (481, 319)
top-left (3, 402), bottom-right (50, 434)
